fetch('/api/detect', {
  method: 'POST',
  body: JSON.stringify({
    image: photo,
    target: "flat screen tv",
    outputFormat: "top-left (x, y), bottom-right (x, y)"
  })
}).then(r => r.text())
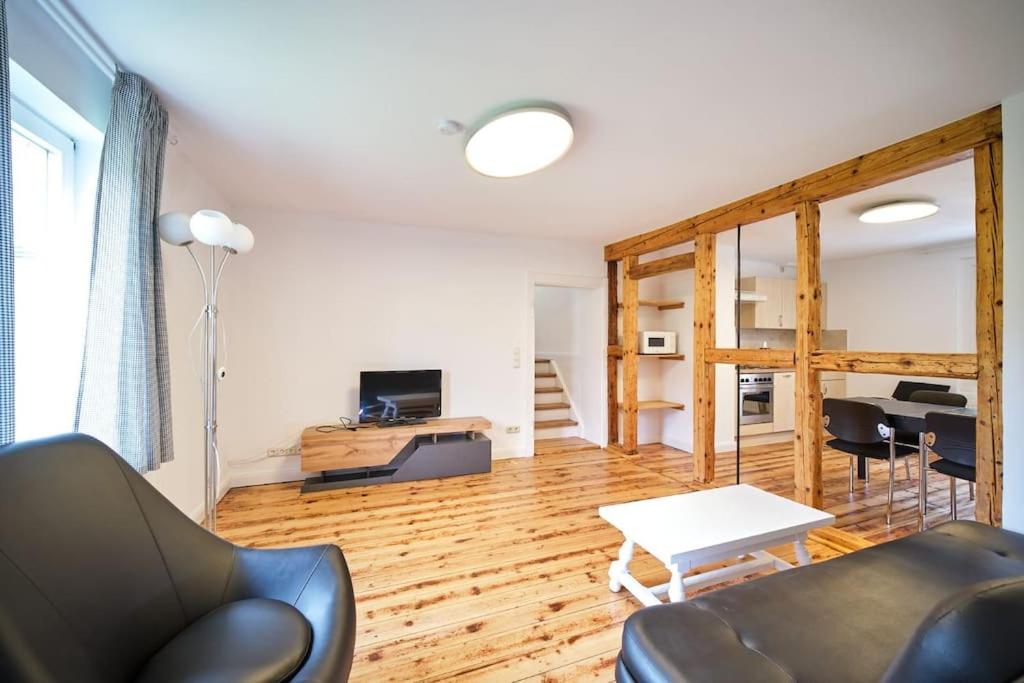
top-left (358, 369), bottom-right (442, 423)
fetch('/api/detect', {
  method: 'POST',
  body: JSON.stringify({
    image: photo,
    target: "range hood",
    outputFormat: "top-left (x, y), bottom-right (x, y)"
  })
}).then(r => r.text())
top-left (736, 290), bottom-right (768, 303)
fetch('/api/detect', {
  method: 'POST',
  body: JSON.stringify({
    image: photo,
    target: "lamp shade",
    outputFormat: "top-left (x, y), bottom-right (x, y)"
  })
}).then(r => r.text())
top-left (190, 210), bottom-right (235, 246)
top-left (157, 212), bottom-right (193, 245)
top-left (226, 223), bottom-right (255, 254)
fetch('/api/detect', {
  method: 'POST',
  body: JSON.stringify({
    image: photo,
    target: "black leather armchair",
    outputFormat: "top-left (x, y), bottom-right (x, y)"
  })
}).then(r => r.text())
top-left (0, 434), bottom-right (356, 682)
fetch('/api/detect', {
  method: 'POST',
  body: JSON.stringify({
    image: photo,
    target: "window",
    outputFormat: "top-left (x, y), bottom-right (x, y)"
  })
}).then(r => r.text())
top-left (11, 101), bottom-right (92, 440)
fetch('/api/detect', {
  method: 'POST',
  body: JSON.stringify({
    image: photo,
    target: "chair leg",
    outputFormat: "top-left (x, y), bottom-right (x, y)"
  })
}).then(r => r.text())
top-left (969, 481), bottom-right (975, 501)
top-left (865, 460), bottom-right (870, 483)
top-left (886, 433), bottom-right (896, 525)
top-left (887, 455), bottom-right (895, 525)
top-left (849, 456), bottom-right (855, 493)
top-left (950, 477), bottom-right (958, 521)
top-left (903, 456), bottom-right (911, 479)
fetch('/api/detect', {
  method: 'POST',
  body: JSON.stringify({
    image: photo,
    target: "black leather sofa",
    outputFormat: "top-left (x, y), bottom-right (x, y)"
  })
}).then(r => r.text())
top-left (617, 521), bottom-right (1024, 682)
top-left (0, 434), bottom-right (356, 682)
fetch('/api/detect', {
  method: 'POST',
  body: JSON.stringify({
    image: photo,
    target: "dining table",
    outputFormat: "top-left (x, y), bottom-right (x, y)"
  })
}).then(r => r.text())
top-left (842, 396), bottom-right (976, 529)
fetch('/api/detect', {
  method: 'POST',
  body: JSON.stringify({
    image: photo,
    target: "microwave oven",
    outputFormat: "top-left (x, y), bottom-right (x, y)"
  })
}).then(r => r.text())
top-left (640, 331), bottom-right (677, 354)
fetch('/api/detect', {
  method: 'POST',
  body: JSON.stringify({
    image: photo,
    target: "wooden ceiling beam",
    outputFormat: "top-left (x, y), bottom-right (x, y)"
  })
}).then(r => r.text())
top-left (604, 106), bottom-right (1002, 261)
top-left (627, 252), bottom-right (695, 279)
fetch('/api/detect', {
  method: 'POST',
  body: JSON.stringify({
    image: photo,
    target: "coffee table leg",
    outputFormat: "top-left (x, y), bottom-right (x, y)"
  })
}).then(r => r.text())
top-left (667, 565), bottom-right (685, 602)
top-left (609, 539), bottom-right (634, 592)
top-left (794, 536), bottom-right (811, 566)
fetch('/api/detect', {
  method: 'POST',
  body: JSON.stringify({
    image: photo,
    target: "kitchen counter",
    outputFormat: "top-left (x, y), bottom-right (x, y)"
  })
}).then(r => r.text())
top-left (740, 366), bottom-right (846, 380)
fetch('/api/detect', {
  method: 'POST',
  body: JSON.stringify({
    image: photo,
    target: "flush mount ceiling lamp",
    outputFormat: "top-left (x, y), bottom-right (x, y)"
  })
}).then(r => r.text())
top-left (464, 104), bottom-right (574, 178)
top-left (858, 201), bottom-right (939, 224)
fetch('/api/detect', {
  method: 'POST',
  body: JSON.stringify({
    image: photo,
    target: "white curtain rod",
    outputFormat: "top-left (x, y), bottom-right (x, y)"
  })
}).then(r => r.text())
top-left (34, 0), bottom-right (117, 81)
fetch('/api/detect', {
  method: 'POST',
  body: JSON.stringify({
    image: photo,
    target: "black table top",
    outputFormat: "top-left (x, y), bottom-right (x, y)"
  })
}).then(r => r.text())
top-left (844, 396), bottom-right (975, 432)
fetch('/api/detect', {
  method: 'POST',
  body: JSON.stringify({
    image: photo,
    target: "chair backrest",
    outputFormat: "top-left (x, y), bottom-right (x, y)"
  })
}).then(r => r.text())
top-left (823, 398), bottom-right (889, 444)
top-left (892, 381), bottom-right (950, 401)
top-left (925, 412), bottom-right (976, 468)
top-left (0, 434), bottom-right (233, 682)
top-left (910, 390), bottom-right (968, 407)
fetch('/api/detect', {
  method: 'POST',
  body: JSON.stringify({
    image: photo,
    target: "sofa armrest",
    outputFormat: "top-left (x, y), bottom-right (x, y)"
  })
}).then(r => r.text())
top-left (226, 545), bottom-right (356, 682)
top-left (881, 576), bottom-right (1024, 683)
top-left (619, 603), bottom-right (792, 682)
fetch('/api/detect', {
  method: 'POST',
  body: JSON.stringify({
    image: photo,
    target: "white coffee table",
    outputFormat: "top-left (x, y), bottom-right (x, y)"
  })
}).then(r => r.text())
top-left (598, 484), bottom-right (835, 606)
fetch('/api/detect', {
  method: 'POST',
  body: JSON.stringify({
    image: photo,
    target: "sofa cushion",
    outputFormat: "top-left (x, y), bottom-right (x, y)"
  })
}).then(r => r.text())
top-left (136, 598), bottom-right (311, 683)
top-left (618, 521), bottom-right (1024, 683)
top-left (881, 576), bottom-right (1024, 683)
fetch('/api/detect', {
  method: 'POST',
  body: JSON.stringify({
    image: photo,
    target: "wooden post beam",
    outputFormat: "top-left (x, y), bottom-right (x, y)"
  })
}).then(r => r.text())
top-left (627, 252), bottom-right (695, 279)
top-left (975, 140), bottom-right (1003, 526)
top-left (604, 106), bottom-right (1002, 260)
top-left (794, 201), bottom-right (823, 509)
top-left (705, 348), bottom-right (796, 367)
top-left (621, 256), bottom-right (639, 454)
top-left (808, 351), bottom-right (978, 379)
top-left (693, 234), bottom-right (716, 482)
top-left (607, 260), bottom-right (620, 446)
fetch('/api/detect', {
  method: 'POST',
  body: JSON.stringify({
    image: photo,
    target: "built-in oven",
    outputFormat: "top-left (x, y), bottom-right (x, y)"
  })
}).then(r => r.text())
top-left (739, 372), bottom-right (774, 425)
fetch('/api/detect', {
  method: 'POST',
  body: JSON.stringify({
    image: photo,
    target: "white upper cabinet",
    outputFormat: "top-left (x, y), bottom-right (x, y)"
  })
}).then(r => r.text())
top-left (739, 276), bottom-right (827, 329)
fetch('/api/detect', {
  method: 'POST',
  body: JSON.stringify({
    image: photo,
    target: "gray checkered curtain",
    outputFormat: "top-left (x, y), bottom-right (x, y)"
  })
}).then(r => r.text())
top-left (0, 0), bottom-right (14, 446)
top-left (75, 71), bottom-right (173, 473)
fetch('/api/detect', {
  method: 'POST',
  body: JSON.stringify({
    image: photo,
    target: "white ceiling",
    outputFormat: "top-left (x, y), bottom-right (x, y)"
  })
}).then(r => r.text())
top-left (735, 159), bottom-right (976, 264)
top-left (67, 0), bottom-right (1024, 244)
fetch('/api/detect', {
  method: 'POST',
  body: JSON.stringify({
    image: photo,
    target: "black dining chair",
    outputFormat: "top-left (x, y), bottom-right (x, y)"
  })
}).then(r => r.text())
top-left (908, 390), bottom-right (968, 407)
top-left (893, 389), bottom-right (970, 455)
top-left (824, 398), bottom-right (918, 525)
top-left (924, 412), bottom-right (976, 521)
top-left (891, 381), bottom-right (950, 402)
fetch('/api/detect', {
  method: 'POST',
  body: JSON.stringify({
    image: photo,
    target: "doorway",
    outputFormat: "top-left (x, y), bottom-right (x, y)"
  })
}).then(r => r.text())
top-left (526, 273), bottom-right (606, 456)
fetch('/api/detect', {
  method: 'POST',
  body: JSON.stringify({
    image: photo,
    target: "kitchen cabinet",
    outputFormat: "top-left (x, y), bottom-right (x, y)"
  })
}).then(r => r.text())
top-left (739, 277), bottom-right (827, 330)
top-left (772, 372), bottom-right (795, 432)
top-left (739, 277), bottom-right (783, 328)
top-left (821, 377), bottom-right (846, 399)
top-left (768, 372), bottom-right (846, 434)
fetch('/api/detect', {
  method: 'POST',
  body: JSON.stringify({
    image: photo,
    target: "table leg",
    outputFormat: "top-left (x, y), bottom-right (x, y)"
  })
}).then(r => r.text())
top-left (918, 433), bottom-right (928, 531)
top-left (667, 564), bottom-right (685, 603)
top-left (857, 455), bottom-right (867, 480)
top-left (608, 539), bottom-right (634, 592)
top-left (794, 536), bottom-right (812, 566)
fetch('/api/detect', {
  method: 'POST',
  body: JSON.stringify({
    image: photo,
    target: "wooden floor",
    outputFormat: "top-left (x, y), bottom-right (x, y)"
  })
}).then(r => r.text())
top-left (217, 437), bottom-right (973, 682)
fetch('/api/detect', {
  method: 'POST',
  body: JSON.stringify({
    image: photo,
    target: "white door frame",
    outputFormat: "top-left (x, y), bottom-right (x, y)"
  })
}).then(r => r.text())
top-left (525, 272), bottom-right (608, 456)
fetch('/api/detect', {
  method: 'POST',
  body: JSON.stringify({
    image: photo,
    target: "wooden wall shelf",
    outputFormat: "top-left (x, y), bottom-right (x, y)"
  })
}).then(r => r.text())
top-left (618, 400), bottom-right (685, 411)
top-left (617, 300), bottom-right (685, 311)
top-left (607, 346), bottom-right (684, 361)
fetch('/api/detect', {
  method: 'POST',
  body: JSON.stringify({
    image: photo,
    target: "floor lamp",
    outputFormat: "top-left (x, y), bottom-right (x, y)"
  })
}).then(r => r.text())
top-left (157, 210), bottom-right (254, 532)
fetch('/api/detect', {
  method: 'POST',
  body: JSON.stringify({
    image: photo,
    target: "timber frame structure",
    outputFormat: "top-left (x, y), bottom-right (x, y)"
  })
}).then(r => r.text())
top-left (604, 106), bottom-right (1004, 526)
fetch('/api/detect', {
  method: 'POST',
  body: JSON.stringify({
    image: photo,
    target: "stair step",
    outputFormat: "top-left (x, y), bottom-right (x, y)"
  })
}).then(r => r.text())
top-left (535, 358), bottom-right (551, 363)
top-left (535, 402), bottom-right (571, 411)
top-left (535, 418), bottom-right (578, 429)
top-left (535, 372), bottom-right (557, 378)
top-left (535, 387), bottom-right (563, 394)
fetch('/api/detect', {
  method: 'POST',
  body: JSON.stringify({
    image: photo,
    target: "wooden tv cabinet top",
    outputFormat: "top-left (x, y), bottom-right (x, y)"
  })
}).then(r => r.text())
top-left (300, 416), bottom-right (492, 472)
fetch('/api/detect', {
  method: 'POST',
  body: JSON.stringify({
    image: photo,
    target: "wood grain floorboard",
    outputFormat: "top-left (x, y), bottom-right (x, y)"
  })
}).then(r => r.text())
top-left (217, 439), bottom-right (969, 681)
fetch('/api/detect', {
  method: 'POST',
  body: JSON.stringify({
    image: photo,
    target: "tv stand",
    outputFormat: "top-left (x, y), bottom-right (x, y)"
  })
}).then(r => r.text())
top-left (300, 416), bottom-right (492, 492)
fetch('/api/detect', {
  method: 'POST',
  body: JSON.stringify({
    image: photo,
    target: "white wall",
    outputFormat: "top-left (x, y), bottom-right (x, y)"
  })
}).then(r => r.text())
top-left (1003, 91), bottom-right (1024, 531)
top-left (822, 244), bottom-right (978, 401)
top-left (207, 209), bottom-right (603, 485)
top-left (151, 146), bottom-right (235, 518)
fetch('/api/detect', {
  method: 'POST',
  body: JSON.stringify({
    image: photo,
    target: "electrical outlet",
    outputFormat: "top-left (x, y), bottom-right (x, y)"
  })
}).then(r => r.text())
top-left (505, 425), bottom-right (521, 434)
top-left (267, 446), bottom-right (301, 457)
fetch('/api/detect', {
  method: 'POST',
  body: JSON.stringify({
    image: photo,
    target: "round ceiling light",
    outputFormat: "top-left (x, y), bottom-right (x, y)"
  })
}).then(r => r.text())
top-left (858, 201), bottom-right (939, 224)
top-left (465, 105), bottom-right (574, 178)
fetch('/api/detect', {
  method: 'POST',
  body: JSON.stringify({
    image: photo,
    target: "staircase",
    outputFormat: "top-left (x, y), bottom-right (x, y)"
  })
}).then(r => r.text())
top-left (534, 358), bottom-right (580, 439)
